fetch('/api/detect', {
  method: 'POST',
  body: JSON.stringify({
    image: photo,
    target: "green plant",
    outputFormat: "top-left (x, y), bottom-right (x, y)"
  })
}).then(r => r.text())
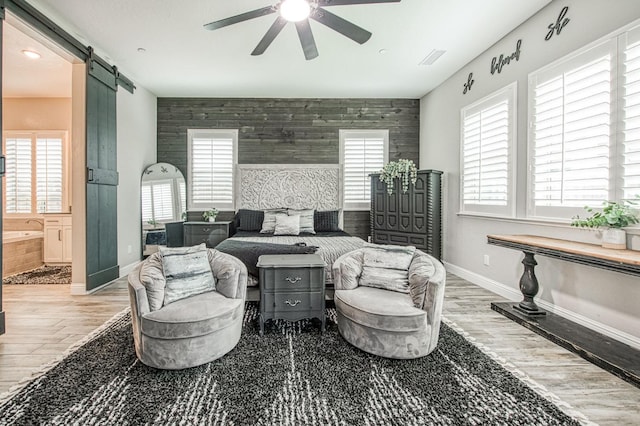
top-left (147, 219), bottom-right (158, 226)
top-left (571, 200), bottom-right (639, 229)
top-left (379, 159), bottom-right (418, 195)
top-left (202, 207), bottom-right (219, 221)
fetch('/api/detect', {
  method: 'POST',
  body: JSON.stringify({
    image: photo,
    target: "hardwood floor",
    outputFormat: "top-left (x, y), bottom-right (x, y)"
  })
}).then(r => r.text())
top-left (1, 274), bottom-right (639, 424)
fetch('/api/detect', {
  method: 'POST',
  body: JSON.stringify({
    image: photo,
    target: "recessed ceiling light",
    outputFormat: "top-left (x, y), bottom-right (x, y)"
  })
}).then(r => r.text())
top-left (379, 49), bottom-right (388, 55)
top-left (280, 0), bottom-right (311, 22)
top-left (22, 49), bottom-right (41, 59)
top-left (419, 49), bottom-right (446, 66)
top-left (137, 47), bottom-right (147, 53)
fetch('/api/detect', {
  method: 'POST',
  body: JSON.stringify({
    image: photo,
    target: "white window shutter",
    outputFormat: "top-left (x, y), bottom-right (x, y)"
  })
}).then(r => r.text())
top-left (5, 137), bottom-right (32, 213)
top-left (188, 129), bottom-right (237, 210)
top-left (528, 40), bottom-right (615, 219)
top-left (36, 137), bottom-right (64, 213)
top-left (623, 28), bottom-right (640, 201)
top-left (460, 83), bottom-right (516, 216)
top-left (341, 130), bottom-right (388, 210)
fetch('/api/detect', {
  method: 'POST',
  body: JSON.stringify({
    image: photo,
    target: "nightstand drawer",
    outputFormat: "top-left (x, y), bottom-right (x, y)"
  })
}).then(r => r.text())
top-left (263, 291), bottom-right (324, 313)
top-left (261, 267), bottom-right (324, 292)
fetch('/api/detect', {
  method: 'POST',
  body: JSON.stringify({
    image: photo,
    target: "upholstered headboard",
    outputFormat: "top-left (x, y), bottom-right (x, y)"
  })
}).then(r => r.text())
top-left (236, 164), bottom-right (341, 211)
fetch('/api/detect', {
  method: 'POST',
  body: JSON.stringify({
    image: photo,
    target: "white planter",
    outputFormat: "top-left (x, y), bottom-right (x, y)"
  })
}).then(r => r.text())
top-left (602, 228), bottom-right (626, 249)
top-left (207, 216), bottom-right (216, 222)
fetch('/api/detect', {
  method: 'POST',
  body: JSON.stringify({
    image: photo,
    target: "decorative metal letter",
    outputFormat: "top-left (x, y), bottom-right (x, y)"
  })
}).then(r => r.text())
top-left (463, 73), bottom-right (474, 94)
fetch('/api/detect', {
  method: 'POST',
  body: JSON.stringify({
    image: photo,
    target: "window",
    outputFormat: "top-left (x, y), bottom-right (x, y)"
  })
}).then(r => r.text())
top-left (460, 83), bottom-right (517, 217)
top-left (187, 129), bottom-right (237, 211)
top-left (528, 24), bottom-right (640, 220)
top-left (340, 129), bottom-right (388, 210)
top-left (3, 132), bottom-right (67, 214)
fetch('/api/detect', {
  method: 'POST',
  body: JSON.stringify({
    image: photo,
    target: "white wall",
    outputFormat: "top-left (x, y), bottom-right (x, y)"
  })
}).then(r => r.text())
top-left (420, 0), bottom-right (640, 348)
top-left (116, 85), bottom-right (157, 275)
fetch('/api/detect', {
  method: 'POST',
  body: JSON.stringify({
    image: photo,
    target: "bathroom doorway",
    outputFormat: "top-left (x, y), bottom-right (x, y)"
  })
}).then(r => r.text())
top-left (1, 18), bottom-right (77, 287)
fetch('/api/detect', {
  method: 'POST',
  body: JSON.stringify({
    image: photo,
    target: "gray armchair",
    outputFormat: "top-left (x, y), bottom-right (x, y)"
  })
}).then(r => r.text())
top-left (332, 247), bottom-right (446, 359)
top-left (128, 248), bottom-right (247, 369)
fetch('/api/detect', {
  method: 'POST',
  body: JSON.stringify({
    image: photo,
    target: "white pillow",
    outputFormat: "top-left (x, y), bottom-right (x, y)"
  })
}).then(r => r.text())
top-left (287, 208), bottom-right (315, 234)
top-left (160, 243), bottom-right (216, 306)
top-left (274, 214), bottom-right (301, 235)
top-left (260, 209), bottom-right (286, 233)
top-left (359, 245), bottom-right (416, 293)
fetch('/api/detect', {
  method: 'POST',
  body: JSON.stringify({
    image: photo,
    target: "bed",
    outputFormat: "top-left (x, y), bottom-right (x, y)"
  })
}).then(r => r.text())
top-left (216, 164), bottom-right (367, 301)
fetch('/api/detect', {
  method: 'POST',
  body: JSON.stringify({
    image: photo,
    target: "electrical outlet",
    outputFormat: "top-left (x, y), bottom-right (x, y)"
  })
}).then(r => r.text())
top-left (483, 254), bottom-right (490, 266)
top-left (127, 245), bottom-right (132, 254)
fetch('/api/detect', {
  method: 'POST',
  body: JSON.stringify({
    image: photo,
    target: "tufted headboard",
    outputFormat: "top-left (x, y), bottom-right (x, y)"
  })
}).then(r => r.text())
top-left (236, 164), bottom-right (342, 211)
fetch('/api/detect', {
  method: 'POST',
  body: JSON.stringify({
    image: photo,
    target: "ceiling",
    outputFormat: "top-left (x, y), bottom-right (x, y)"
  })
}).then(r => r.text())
top-left (9, 0), bottom-right (552, 99)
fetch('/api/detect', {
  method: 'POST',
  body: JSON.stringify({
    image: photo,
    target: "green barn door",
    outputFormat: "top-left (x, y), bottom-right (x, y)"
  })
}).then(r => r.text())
top-left (85, 58), bottom-right (119, 291)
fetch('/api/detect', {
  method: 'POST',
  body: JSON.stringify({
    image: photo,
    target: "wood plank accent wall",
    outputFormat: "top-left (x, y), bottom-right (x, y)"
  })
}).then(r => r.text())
top-left (157, 98), bottom-right (420, 240)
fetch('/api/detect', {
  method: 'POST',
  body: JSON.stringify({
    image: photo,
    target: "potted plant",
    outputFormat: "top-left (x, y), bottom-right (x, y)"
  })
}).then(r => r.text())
top-left (379, 159), bottom-right (418, 195)
top-left (202, 207), bottom-right (219, 222)
top-left (571, 200), bottom-right (639, 249)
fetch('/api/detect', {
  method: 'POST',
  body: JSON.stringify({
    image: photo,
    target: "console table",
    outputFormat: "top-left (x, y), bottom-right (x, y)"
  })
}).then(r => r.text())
top-left (487, 234), bottom-right (640, 388)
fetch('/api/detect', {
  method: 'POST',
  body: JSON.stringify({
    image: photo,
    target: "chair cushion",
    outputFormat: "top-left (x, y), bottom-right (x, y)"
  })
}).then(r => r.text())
top-left (160, 244), bottom-right (216, 306)
top-left (141, 291), bottom-right (243, 339)
top-left (335, 287), bottom-right (427, 332)
top-left (359, 245), bottom-right (416, 293)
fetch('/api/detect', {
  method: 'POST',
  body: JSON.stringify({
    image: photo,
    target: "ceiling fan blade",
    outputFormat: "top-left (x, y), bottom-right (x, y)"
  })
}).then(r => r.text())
top-left (319, 0), bottom-right (401, 5)
top-left (252, 16), bottom-right (288, 56)
top-left (311, 8), bottom-right (371, 44)
top-left (295, 19), bottom-right (319, 60)
top-left (204, 6), bottom-right (276, 31)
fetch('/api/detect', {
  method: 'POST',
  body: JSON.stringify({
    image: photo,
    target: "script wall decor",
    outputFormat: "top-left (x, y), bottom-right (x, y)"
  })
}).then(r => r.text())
top-left (490, 39), bottom-right (522, 75)
top-left (545, 6), bottom-right (570, 41)
top-left (463, 73), bottom-right (475, 94)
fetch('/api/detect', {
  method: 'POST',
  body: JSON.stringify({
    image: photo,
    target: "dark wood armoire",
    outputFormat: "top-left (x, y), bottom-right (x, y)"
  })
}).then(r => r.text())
top-left (370, 169), bottom-right (442, 259)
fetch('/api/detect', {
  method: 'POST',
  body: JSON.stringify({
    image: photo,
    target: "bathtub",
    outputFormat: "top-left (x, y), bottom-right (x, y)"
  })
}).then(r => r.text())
top-left (3, 230), bottom-right (45, 244)
top-left (2, 231), bottom-right (45, 277)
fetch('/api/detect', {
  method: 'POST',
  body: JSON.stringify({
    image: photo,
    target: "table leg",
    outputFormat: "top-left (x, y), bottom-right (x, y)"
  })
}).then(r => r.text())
top-left (259, 315), bottom-right (264, 336)
top-left (513, 251), bottom-right (546, 316)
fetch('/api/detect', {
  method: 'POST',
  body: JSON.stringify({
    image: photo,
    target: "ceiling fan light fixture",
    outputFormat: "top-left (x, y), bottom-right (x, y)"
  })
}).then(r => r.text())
top-left (280, 0), bottom-right (311, 22)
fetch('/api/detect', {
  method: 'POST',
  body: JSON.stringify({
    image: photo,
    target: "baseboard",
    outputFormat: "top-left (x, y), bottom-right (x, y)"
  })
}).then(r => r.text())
top-left (70, 280), bottom-right (113, 295)
top-left (443, 261), bottom-right (640, 351)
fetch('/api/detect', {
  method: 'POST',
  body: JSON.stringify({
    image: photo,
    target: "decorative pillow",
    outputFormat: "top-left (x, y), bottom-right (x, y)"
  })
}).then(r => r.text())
top-left (359, 245), bottom-right (416, 293)
top-left (260, 209), bottom-right (287, 233)
top-left (287, 208), bottom-right (315, 234)
top-left (314, 210), bottom-right (341, 232)
top-left (138, 252), bottom-right (166, 312)
top-left (274, 214), bottom-right (301, 236)
top-left (237, 209), bottom-right (264, 231)
top-left (160, 243), bottom-right (216, 306)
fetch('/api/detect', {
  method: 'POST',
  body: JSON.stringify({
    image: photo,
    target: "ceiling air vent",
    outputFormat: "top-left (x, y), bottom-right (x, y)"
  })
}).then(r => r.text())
top-left (419, 49), bottom-right (446, 66)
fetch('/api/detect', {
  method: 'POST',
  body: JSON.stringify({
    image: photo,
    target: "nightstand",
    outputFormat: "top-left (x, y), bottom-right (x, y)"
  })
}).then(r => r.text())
top-left (257, 254), bottom-right (326, 335)
top-left (183, 221), bottom-right (231, 248)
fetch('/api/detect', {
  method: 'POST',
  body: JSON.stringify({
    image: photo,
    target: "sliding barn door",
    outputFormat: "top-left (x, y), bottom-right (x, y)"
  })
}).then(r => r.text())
top-left (85, 60), bottom-right (119, 291)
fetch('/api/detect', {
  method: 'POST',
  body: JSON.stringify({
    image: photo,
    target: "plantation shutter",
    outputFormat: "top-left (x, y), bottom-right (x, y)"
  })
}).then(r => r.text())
top-left (188, 129), bottom-right (237, 210)
top-left (529, 40), bottom-right (615, 219)
top-left (460, 83), bottom-right (516, 216)
top-left (141, 184), bottom-right (153, 223)
top-left (36, 136), bottom-right (63, 213)
top-left (152, 181), bottom-right (174, 221)
top-left (341, 130), bottom-right (388, 210)
top-left (4, 137), bottom-right (32, 213)
top-left (622, 26), bottom-right (640, 201)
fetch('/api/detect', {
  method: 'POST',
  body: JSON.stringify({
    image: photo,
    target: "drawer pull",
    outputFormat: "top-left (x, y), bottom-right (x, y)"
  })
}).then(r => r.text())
top-left (285, 276), bottom-right (302, 284)
top-left (285, 299), bottom-right (302, 307)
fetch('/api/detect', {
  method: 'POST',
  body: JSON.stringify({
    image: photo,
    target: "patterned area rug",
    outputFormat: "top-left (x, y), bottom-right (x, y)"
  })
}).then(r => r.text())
top-left (0, 304), bottom-right (590, 425)
top-left (2, 265), bottom-right (71, 285)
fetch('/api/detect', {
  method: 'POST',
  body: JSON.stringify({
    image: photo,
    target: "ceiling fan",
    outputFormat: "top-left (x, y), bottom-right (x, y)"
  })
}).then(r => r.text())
top-left (204, 0), bottom-right (401, 60)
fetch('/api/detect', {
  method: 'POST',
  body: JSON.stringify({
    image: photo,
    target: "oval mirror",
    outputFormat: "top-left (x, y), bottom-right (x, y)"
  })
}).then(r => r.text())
top-left (141, 162), bottom-right (186, 257)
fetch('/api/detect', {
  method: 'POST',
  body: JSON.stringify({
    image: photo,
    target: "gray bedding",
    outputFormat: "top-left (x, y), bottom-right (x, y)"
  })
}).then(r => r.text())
top-left (222, 232), bottom-right (366, 286)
